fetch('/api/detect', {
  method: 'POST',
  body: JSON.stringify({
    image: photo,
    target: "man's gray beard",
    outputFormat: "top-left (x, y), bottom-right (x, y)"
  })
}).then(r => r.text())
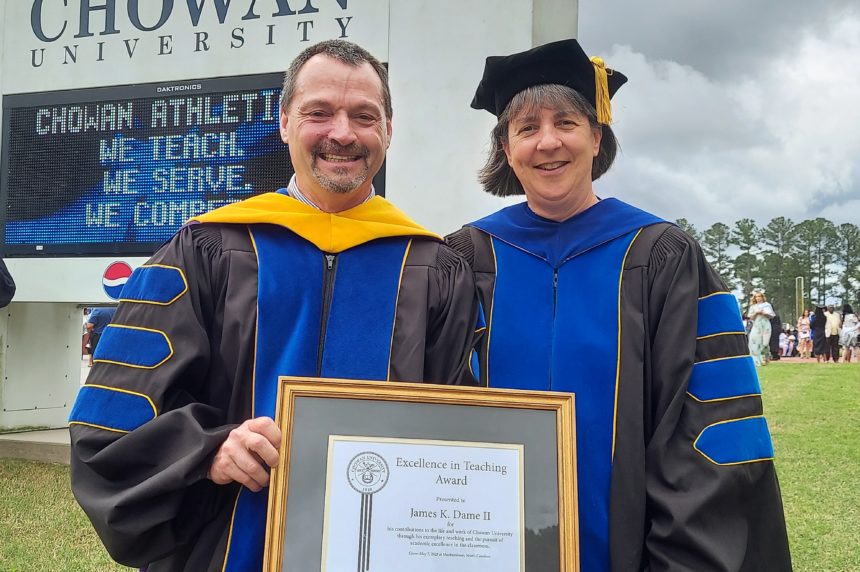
top-left (311, 163), bottom-right (370, 195)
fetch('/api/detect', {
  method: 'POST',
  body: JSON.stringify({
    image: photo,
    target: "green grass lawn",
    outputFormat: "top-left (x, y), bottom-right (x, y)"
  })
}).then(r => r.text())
top-left (0, 458), bottom-right (130, 571)
top-left (759, 361), bottom-right (860, 571)
top-left (0, 362), bottom-right (857, 570)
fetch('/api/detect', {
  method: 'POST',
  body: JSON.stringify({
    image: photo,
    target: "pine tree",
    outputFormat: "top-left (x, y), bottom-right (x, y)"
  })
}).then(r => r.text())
top-left (798, 218), bottom-right (839, 305)
top-left (702, 223), bottom-right (733, 285)
top-left (759, 217), bottom-right (797, 321)
top-left (835, 223), bottom-right (860, 306)
top-left (675, 218), bottom-right (702, 242)
top-left (730, 219), bottom-right (760, 299)
top-left (792, 220), bottom-right (818, 308)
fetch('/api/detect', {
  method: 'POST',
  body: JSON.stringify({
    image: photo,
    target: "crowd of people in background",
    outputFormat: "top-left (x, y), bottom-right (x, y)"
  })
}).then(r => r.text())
top-left (744, 291), bottom-right (859, 365)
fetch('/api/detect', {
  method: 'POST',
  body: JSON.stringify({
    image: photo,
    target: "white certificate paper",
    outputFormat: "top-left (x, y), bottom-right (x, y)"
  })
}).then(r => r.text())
top-left (321, 436), bottom-right (524, 571)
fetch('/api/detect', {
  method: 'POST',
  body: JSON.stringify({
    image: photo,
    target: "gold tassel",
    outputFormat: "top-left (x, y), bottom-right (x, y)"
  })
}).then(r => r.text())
top-left (590, 56), bottom-right (612, 125)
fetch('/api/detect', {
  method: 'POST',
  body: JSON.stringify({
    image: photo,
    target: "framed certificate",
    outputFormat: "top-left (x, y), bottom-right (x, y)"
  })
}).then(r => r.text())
top-left (263, 378), bottom-right (578, 571)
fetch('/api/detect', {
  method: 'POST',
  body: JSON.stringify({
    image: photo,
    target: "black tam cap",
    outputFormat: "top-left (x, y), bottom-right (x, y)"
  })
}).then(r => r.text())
top-left (471, 39), bottom-right (627, 123)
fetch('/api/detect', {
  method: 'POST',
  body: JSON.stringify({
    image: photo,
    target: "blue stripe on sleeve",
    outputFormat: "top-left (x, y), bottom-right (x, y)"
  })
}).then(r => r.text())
top-left (694, 416), bottom-right (774, 465)
top-left (688, 356), bottom-right (761, 401)
top-left (698, 292), bottom-right (745, 338)
top-left (120, 265), bottom-right (188, 305)
top-left (93, 325), bottom-right (173, 368)
top-left (69, 385), bottom-right (156, 432)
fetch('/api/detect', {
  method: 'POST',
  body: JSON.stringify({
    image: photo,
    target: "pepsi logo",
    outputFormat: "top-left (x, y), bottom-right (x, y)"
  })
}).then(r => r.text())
top-left (103, 261), bottom-right (133, 300)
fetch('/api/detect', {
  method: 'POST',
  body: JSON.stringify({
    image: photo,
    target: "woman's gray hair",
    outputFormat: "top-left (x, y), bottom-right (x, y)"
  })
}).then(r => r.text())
top-left (478, 84), bottom-right (618, 197)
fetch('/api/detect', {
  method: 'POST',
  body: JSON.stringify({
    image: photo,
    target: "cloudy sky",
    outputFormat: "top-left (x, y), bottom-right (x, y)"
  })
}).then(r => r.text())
top-left (577, 0), bottom-right (860, 229)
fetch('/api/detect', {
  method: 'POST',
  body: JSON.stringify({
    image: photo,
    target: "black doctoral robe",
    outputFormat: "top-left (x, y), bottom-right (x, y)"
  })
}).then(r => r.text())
top-left (447, 199), bottom-right (791, 572)
top-left (69, 193), bottom-right (477, 571)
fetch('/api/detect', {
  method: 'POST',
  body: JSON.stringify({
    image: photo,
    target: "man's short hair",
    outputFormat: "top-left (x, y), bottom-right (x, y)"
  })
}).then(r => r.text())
top-left (280, 39), bottom-right (392, 119)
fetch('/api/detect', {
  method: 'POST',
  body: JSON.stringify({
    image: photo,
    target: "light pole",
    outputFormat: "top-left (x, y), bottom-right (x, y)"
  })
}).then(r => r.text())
top-left (795, 276), bottom-right (805, 321)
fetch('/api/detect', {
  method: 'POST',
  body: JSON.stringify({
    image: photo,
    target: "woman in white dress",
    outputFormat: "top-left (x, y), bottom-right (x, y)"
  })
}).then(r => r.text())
top-left (747, 290), bottom-right (775, 366)
top-left (840, 303), bottom-right (859, 363)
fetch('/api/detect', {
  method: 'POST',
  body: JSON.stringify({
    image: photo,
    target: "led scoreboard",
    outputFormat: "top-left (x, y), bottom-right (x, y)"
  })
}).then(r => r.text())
top-left (2, 73), bottom-right (309, 256)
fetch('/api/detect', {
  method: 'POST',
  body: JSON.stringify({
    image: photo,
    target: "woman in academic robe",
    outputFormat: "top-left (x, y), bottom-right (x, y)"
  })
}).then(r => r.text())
top-left (446, 39), bottom-right (791, 572)
top-left (811, 305), bottom-right (828, 362)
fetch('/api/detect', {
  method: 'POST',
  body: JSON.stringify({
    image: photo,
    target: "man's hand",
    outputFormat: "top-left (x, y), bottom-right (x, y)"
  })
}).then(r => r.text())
top-left (208, 417), bottom-right (281, 492)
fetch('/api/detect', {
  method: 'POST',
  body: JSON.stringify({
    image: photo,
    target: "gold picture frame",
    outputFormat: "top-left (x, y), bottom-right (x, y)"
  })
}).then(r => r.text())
top-left (263, 377), bottom-right (578, 571)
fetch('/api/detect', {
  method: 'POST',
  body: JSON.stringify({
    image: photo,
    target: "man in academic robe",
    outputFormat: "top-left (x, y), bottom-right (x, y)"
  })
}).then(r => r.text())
top-left (769, 313), bottom-right (783, 361)
top-left (69, 40), bottom-right (476, 571)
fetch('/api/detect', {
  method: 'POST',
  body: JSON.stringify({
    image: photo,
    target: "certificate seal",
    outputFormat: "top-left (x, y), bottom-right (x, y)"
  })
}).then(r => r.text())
top-left (347, 452), bottom-right (389, 494)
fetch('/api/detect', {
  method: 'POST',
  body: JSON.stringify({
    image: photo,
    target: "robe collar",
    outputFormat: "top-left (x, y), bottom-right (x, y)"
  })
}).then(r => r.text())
top-left (190, 192), bottom-right (440, 253)
top-left (468, 198), bottom-right (664, 267)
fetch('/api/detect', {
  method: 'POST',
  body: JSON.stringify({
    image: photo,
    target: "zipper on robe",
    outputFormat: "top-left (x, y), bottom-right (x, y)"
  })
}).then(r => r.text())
top-left (317, 253), bottom-right (337, 375)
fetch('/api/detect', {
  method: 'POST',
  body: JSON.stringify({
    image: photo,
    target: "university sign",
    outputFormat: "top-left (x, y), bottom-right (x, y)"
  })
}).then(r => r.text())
top-left (28, 0), bottom-right (356, 66)
top-left (2, 0), bottom-right (389, 92)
